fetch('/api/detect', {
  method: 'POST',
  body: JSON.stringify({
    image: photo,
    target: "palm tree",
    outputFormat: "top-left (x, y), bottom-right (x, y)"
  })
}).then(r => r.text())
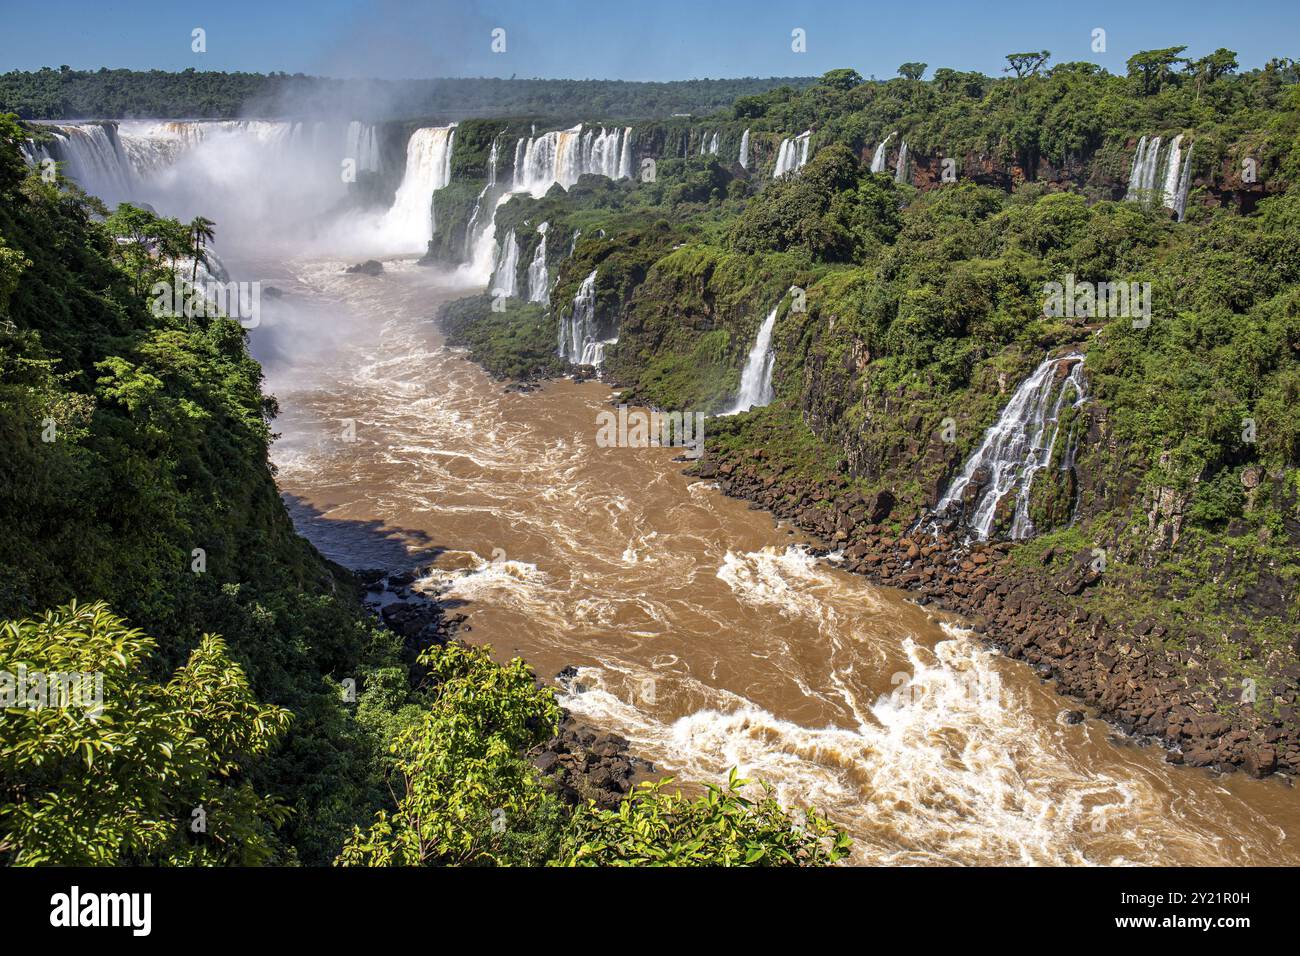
top-left (188, 216), bottom-right (216, 284)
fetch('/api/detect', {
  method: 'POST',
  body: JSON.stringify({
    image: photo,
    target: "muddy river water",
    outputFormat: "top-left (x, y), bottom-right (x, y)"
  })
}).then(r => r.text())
top-left (248, 251), bottom-right (1300, 866)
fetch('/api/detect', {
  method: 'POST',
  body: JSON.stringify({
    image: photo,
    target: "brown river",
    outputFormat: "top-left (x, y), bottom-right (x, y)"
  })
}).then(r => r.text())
top-left (246, 251), bottom-right (1300, 866)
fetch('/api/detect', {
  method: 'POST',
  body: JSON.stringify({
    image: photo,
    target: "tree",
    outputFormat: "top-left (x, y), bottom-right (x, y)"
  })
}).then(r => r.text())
top-left (1126, 46), bottom-right (1188, 95)
top-left (819, 68), bottom-right (863, 91)
top-left (189, 215), bottom-right (216, 283)
top-left (559, 769), bottom-right (851, 866)
top-left (898, 62), bottom-right (928, 82)
top-left (1004, 50), bottom-right (1051, 79)
top-left (0, 601), bottom-right (292, 865)
top-left (1185, 48), bottom-right (1238, 100)
top-left (336, 642), bottom-right (564, 867)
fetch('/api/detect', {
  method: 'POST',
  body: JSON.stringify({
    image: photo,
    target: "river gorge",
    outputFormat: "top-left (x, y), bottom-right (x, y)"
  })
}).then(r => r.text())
top-left (235, 246), bottom-right (1300, 866)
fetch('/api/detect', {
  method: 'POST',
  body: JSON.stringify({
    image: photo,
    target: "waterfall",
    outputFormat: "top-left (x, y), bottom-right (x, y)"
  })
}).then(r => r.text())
top-left (492, 229), bottom-right (520, 299)
top-left (345, 121), bottom-right (380, 172)
top-left (514, 124), bottom-right (629, 196)
top-left (1124, 135), bottom-right (1162, 203)
top-left (894, 140), bottom-right (910, 183)
top-left (570, 230), bottom-right (581, 255)
top-left (381, 125), bottom-right (456, 249)
top-left (870, 132), bottom-right (896, 174)
top-left (773, 138), bottom-right (796, 177)
top-left (739, 128), bottom-right (750, 169)
top-left (464, 135), bottom-right (500, 259)
top-left (29, 122), bottom-right (136, 203)
top-left (1125, 133), bottom-right (1193, 220)
top-left (527, 222), bottom-right (549, 303)
top-left (618, 127), bottom-right (633, 179)
top-left (726, 303), bottom-right (780, 414)
top-left (1173, 143), bottom-right (1194, 222)
top-left (773, 131), bottom-right (811, 178)
top-left (1160, 134), bottom-right (1184, 209)
top-left (708, 131), bottom-right (720, 155)
top-left (558, 269), bottom-right (609, 366)
top-left (931, 354), bottom-right (1088, 540)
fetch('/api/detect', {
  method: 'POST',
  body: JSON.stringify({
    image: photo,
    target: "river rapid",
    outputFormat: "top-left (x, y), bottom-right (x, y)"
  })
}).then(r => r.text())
top-left (234, 249), bottom-right (1300, 867)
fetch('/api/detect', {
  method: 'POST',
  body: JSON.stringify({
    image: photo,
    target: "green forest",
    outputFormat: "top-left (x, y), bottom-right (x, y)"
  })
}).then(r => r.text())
top-left (0, 67), bottom-right (816, 121)
top-left (3, 42), bottom-right (1300, 867)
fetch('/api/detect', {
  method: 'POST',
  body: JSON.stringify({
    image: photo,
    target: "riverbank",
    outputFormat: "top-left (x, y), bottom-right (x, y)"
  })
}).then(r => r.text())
top-left (689, 446), bottom-right (1300, 781)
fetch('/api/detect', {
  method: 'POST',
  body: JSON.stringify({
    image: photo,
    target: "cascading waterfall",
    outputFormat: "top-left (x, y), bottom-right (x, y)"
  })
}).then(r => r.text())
top-left (492, 229), bottom-right (520, 299)
top-left (380, 125), bottom-right (455, 249)
top-left (464, 135), bottom-right (500, 259)
top-left (894, 140), bottom-right (910, 184)
top-left (470, 124), bottom-right (633, 279)
top-left (708, 131), bottom-right (720, 155)
top-left (514, 124), bottom-right (629, 196)
top-left (739, 128), bottom-right (750, 169)
top-left (1125, 133), bottom-right (1194, 221)
top-left (871, 132), bottom-right (896, 174)
top-left (557, 269), bottom-right (610, 366)
top-left (931, 354), bottom-right (1088, 540)
top-left (527, 222), bottom-right (549, 303)
top-left (726, 303), bottom-right (780, 414)
top-left (27, 122), bottom-right (136, 203)
top-left (773, 131), bottom-right (812, 178)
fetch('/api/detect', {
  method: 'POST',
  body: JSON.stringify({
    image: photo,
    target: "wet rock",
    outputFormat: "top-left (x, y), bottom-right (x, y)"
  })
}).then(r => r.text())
top-left (1063, 709), bottom-right (1085, 725)
top-left (346, 259), bottom-right (384, 276)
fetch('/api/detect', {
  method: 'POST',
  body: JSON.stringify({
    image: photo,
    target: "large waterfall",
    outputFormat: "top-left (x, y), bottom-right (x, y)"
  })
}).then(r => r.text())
top-left (380, 125), bottom-right (456, 250)
top-left (739, 128), bottom-right (750, 169)
top-left (514, 124), bottom-right (631, 196)
top-left (558, 269), bottom-right (609, 366)
top-left (527, 222), bottom-right (549, 303)
top-left (1125, 133), bottom-right (1193, 221)
top-left (467, 124), bottom-right (633, 281)
top-left (773, 131), bottom-right (811, 178)
top-left (725, 303), bottom-right (780, 414)
top-left (492, 229), bottom-right (520, 299)
top-left (931, 354), bottom-right (1088, 540)
top-left (870, 132), bottom-right (896, 174)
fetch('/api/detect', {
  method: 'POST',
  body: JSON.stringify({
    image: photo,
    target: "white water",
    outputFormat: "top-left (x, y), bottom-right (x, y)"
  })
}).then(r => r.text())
top-left (514, 124), bottom-right (630, 197)
top-left (1160, 134), bottom-right (1184, 209)
top-left (527, 222), bottom-right (549, 303)
top-left (725, 304), bottom-right (779, 413)
top-left (463, 135), bottom-right (500, 258)
top-left (773, 130), bottom-right (812, 177)
top-left (463, 124), bottom-right (633, 282)
top-left (894, 140), bottom-right (910, 183)
top-left (1125, 133), bottom-right (1194, 221)
top-left (345, 121), bottom-right (380, 173)
top-left (492, 228), bottom-right (520, 299)
top-left (871, 132), bottom-right (896, 174)
top-left (933, 354), bottom-right (1087, 540)
top-left (380, 125), bottom-right (456, 251)
top-left (739, 128), bottom-right (750, 169)
top-left (558, 268), bottom-right (608, 365)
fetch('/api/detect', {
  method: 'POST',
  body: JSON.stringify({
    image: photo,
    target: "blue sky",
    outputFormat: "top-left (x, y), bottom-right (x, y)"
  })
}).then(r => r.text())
top-left (1, 0), bottom-right (1294, 80)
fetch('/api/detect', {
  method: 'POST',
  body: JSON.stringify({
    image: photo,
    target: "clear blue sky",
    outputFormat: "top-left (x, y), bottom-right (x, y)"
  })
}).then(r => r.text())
top-left (1, 0), bottom-right (1293, 80)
